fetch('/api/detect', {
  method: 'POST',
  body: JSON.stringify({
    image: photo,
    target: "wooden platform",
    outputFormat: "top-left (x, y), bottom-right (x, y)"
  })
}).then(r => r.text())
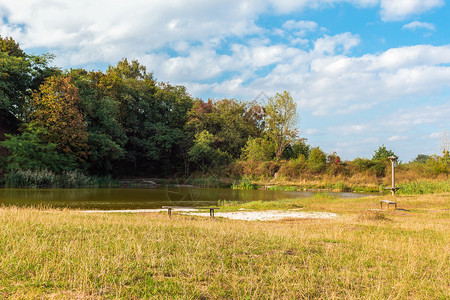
top-left (162, 206), bottom-right (220, 218)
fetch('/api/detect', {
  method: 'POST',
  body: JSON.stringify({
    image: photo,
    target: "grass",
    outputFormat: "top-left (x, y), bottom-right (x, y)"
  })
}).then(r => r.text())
top-left (0, 193), bottom-right (449, 299)
top-left (266, 185), bottom-right (297, 191)
top-left (398, 179), bottom-right (450, 195)
top-left (231, 178), bottom-right (256, 190)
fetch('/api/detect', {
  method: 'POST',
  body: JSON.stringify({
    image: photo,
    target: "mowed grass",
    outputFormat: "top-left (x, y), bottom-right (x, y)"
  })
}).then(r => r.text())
top-left (0, 194), bottom-right (449, 299)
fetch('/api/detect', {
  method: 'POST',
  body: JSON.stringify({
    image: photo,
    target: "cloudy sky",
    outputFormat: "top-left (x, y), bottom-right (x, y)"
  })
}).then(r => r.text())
top-left (1, 0), bottom-right (449, 161)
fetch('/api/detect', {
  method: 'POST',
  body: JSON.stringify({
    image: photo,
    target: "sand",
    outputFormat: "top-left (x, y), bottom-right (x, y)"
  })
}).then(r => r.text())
top-left (78, 209), bottom-right (338, 221)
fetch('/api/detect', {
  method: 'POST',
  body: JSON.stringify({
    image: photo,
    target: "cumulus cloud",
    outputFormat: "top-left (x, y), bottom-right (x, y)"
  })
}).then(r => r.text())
top-left (380, 0), bottom-right (444, 21)
top-left (402, 21), bottom-right (436, 31)
top-left (387, 135), bottom-right (407, 141)
top-left (384, 103), bottom-right (450, 129)
top-left (304, 128), bottom-right (320, 135)
top-left (1, 0), bottom-right (449, 118)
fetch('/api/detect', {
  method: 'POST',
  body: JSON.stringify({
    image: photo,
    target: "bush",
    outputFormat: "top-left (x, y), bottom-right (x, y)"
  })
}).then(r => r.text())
top-left (308, 147), bottom-right (327, 174)
top-left (241, 137), bottom-right (275, 161)
top-left (233, 160), bottom-right (280, 179)
top-left (350, 158), bottom-right (386, 177)
top-left (3, 169), bottom-right (94, 188)
top-left (282, 140), bottom-right (310, 160)
top-left (278, 155), bottom-right (308, 179)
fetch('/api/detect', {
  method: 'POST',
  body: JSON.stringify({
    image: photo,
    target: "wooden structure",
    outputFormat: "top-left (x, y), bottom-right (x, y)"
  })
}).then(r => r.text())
top-left (380, 200), bottom-right (397, 210)
top-left (162, 206), bottom-right (220, 219)
top-left (385, 155), bottom-right (401, 196)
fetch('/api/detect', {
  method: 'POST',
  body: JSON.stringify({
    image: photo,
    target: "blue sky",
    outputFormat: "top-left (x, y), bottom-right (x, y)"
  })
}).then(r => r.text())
top-left (1, 0), bottom-right (449, 161)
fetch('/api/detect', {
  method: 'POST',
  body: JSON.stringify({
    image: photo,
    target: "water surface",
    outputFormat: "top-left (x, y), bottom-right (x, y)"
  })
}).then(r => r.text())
top-left (0, 188), bottom-right (370, 210)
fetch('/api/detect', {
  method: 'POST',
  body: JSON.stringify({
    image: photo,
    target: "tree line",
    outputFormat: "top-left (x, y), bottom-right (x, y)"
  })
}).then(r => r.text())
top-left (1, 36), bottom-right (448, 185)
top-left (0, 36), bottom-right (303, 178)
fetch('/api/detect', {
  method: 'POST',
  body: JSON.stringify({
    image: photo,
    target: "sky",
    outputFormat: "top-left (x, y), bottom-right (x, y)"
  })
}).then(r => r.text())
top-left (1, 0), bottom-right (449, 161)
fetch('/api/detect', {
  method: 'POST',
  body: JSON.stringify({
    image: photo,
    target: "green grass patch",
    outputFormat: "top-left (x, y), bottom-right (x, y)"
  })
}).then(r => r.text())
top-left (398, 179), bottom-right (450, 195)
top-left (267, 185), bottom-right (297, 191)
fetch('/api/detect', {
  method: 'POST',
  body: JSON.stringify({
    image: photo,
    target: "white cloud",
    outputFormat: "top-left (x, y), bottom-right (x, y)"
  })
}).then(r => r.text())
top-left (380, 0), bottom-right (444, 21)
top-left (313, 33), bottom-right (361, 55)
top-left (384, 103), bottom-right (450, 129)
top-left (1, 0), bottom-right (449, 118)
top-left (283, 20), bottom-right (319, 37)
top-left (387, 135), bottom-right (407, 141)
top-left (304, 128), bottom-right (320, 135)
top-left (429, 132), bottom-right (442, 139)
top-left (402, 21), bottom-right (436, 31)
top-left (267, 0), bottom-right (378, 13)
top-left (0, 0), bottom-right (265, 65)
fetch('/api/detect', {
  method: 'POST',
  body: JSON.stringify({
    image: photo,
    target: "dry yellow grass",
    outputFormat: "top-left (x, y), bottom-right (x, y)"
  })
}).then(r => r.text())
top-left (0, 193), bottom-right (449, 299)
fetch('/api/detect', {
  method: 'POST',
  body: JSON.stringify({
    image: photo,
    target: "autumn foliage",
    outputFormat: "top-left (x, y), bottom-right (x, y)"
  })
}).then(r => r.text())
top-left (30, 76), bottom-right (88, 161)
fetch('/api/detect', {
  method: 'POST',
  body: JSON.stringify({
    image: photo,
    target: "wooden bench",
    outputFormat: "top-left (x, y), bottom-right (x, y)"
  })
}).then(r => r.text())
top-left (380, 200), bottom-right (397, 210)
top-left (162, 206), bottom-right (220, 219)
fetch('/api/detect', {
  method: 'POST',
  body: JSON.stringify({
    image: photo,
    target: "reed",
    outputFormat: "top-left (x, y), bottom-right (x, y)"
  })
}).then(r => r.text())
top-left (231, 178), bottom-right (256, 190)
top-left (398, 179), bottom-right (450, 195)
top-left (2, 169), bottom-right (118, 188)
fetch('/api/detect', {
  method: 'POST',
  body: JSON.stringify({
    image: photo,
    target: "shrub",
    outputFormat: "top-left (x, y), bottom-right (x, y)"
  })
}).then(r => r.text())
top-left (350, 158), bottom-right (386, 177)
top-left (3, 169), bottom-right (94, 188)
top-left (308, 147), bottom-right (327, 174)
top-left (241, 137), bottom-right (275, 161)
top-left (233, 160), bottom-right (280, 179)
top-left (278, 155), bottom-right (308, 179)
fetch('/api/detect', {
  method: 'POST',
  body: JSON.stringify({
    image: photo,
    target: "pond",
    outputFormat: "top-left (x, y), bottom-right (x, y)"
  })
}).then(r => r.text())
top-left (0, 188), bottom-right (371, 210)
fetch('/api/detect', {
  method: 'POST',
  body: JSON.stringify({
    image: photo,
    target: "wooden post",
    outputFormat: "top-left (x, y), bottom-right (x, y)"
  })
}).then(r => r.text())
top-left (388, 156), bottom-right (398, 196)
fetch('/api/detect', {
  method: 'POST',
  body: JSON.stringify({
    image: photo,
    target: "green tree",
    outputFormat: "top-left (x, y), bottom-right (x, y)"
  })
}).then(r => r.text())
top-left (265, 91), bottom-right (298, 159)
top-left (0, 123), bottom-right (76, 172)
top-left (412, 154), bottom-right (429, 164)
top-left (0, 36), bottom-right (30, 117)
top-left (186, 98), bottom-right (264, 159)
top-left (0, 36), bottom-right (59, 119)
top-left (282, 139), bottom-right (310, 160)
top-left (372, 145), bottom-right (395, 160)
top-left (308, 147), bottom-right (327, 173)
top-left (241, 137), bottom-right (275, 161)
top-left (188, 130), bottom-right (231, 171)
top-left (68, 69), bottom-right (126, 174)
top-left (104, 59), bottom-right (193, 175)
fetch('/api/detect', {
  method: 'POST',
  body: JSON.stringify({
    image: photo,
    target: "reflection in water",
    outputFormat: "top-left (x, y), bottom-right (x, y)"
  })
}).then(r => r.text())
top-left (0, 188), bottom-right (370, 210)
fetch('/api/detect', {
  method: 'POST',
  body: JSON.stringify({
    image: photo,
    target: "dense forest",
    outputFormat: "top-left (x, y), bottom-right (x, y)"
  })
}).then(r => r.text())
top-left (1, 36), bottom-right (449, 188)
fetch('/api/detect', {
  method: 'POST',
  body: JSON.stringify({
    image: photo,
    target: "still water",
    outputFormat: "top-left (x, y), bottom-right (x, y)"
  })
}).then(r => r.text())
top-left (0, 188), bottom-right (369, 210)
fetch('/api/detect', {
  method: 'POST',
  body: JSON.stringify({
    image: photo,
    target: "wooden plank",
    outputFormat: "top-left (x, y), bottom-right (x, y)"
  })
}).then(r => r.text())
top-left (162, 206), bottom-right (220, 209)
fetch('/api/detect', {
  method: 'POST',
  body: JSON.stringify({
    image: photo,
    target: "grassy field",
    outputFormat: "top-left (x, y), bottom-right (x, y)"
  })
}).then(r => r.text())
top-left (0, 193), bottom-right (449, 299)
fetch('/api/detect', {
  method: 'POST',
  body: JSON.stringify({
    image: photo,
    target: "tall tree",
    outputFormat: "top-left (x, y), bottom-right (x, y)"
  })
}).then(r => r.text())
top-left (30, 76), bottom-right (88, 162)
top-left (0, 36), bottom-right (30, 117)
top-left (186, 98), bottom-right (265, 159)
top-left (372, 145), bottom-right (395, 160)
top-left (68, 69), bottom-right (126, 174)
top-left (265, 91), bottom-right (298, 159)
top-left (0, 36), bottom-right (59, 119)
top-left (104, 59), bottom-right (194, 175)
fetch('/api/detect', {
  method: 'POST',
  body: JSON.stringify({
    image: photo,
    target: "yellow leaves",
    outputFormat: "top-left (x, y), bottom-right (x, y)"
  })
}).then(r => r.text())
top-left (29, 76), bottom-right (89, 161)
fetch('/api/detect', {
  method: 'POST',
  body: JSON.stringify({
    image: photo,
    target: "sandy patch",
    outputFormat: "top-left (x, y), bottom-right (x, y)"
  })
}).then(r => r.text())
top-left (76, 209), bottom-right (338, 221)
top-left (185, 210), bottom-right (338, 221)
top-left (78, 208), bottom-right (197, 213)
